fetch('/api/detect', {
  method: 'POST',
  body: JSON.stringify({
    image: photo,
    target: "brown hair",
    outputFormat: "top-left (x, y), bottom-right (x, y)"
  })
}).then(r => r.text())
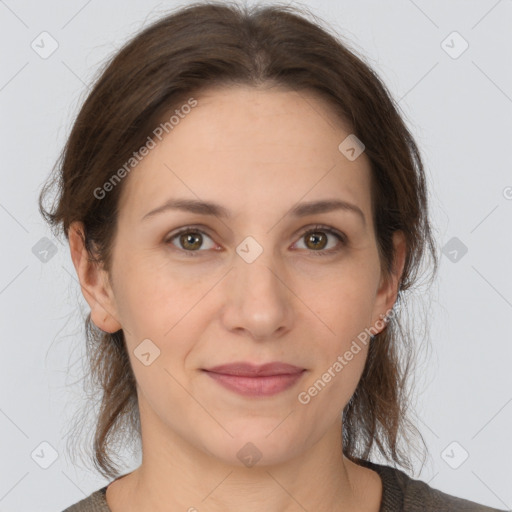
top-left (39, 0), bottom-right (438, 479)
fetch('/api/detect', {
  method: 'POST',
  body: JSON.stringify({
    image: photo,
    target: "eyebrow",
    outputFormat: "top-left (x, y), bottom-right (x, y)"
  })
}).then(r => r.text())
top-left (141, 198), bottom-right (366, 226)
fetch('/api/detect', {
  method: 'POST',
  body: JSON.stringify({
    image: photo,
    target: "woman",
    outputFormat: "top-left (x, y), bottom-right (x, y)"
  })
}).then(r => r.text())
top-left (39, 2), bottom-right (506, 511)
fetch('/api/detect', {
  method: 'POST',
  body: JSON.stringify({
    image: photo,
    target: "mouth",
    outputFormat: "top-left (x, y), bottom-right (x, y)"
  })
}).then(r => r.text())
top-left (201, 362), bottom-right (306, 397)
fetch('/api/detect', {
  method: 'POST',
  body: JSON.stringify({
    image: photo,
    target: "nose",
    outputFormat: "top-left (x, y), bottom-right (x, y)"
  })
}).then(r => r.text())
top-left (219, 246), bottom-right (293, 341)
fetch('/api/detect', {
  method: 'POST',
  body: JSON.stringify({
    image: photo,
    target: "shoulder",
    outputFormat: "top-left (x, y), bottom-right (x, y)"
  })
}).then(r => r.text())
top-left (397, 472), bottom-right (507, 511)
top-left (61, 486), bottom-right (110, 512)
top-left (357, 459), bottom-right (508, 512)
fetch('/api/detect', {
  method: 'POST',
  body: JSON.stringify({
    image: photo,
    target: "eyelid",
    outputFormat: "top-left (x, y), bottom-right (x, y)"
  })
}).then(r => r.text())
top-left (164, 225), bottom-right (218, 256)
top-left (164, 223), bottom-right (347, 256)
top-left (292, 224), bottom-right (347, 256)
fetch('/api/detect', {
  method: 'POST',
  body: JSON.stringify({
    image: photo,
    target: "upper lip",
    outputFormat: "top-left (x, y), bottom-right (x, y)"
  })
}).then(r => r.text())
top-left (203, 362), bottom-right (305, 377)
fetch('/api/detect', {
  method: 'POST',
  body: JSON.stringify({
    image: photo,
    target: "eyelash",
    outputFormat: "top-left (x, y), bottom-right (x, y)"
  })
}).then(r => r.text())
top-left (164, 224), bottom-right (347, 258)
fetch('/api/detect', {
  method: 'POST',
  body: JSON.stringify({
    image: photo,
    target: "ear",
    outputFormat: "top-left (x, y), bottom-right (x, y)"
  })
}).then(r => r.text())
top-left (68, 221), bottom-right (122, 333)
top-left (370, 230), bottom-right (406, 334)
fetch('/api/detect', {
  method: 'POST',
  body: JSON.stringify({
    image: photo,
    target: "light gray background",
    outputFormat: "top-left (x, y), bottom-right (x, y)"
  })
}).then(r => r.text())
top-left (1, 0), bottom-right (511, 511)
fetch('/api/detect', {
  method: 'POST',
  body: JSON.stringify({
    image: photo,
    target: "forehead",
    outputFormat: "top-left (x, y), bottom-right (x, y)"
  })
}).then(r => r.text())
top-left (117, 85), bottom-right (373, 226)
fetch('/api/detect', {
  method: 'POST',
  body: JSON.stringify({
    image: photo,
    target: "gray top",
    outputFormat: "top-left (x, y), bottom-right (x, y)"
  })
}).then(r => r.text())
top-left (62, 460), bottom-right (508, 511)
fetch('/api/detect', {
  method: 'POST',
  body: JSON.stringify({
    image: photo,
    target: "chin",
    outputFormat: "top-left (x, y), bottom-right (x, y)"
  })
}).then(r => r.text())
top-left (199, 425), bottom-right (308, 469)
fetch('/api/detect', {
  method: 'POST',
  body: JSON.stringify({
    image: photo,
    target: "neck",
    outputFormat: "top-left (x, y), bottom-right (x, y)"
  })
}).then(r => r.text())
top-left (106, 399), bottom-right (380, 512)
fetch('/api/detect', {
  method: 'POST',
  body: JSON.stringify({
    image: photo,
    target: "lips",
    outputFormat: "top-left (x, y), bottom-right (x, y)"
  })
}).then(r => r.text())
top-left (202, 362), bottom-right (306, 397)
top-left (203, 362), bottom-right (305, 377)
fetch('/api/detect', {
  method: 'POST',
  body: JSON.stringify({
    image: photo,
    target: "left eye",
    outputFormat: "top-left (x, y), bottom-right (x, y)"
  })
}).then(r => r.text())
top-left (165, 225), bottom-right (346, 257)
top-left (293, 225), bottom-right (346, 255)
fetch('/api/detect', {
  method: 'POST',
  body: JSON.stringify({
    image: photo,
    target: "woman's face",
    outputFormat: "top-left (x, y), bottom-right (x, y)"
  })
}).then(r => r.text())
top-left (84, 85), bottom-right (404, 467)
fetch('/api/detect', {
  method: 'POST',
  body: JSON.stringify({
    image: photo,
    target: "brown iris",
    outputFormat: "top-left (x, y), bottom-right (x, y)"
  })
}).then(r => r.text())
top-left (179, 232), bottom-right (203, 250)
top-left (304, 231), bottom-right (328, 250)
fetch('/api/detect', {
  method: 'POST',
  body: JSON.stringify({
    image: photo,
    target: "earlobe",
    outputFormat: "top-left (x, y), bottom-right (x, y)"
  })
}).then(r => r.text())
top-left (68, 221), bottom-right (122, 333)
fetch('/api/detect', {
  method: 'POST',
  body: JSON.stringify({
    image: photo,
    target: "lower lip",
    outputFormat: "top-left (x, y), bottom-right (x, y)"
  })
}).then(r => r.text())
top-left (203, 370), bottom-right (306, 397)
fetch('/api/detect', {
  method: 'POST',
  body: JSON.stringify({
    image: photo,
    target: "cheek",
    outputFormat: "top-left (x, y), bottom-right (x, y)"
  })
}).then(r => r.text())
top-left (112, 261), bottom-right (216, 394)
top-left (308, 269), bottom-right (379, 342)
top-left (295, 269), bottom-right (377, 403)
top-left (297, 326), bottom-right (370, 418)
top-left (112, 255), bottom-right (204, 336)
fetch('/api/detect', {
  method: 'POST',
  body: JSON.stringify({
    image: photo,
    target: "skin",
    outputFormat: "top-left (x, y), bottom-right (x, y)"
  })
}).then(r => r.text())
top-left (69, 84), bottom-right (406, 512)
